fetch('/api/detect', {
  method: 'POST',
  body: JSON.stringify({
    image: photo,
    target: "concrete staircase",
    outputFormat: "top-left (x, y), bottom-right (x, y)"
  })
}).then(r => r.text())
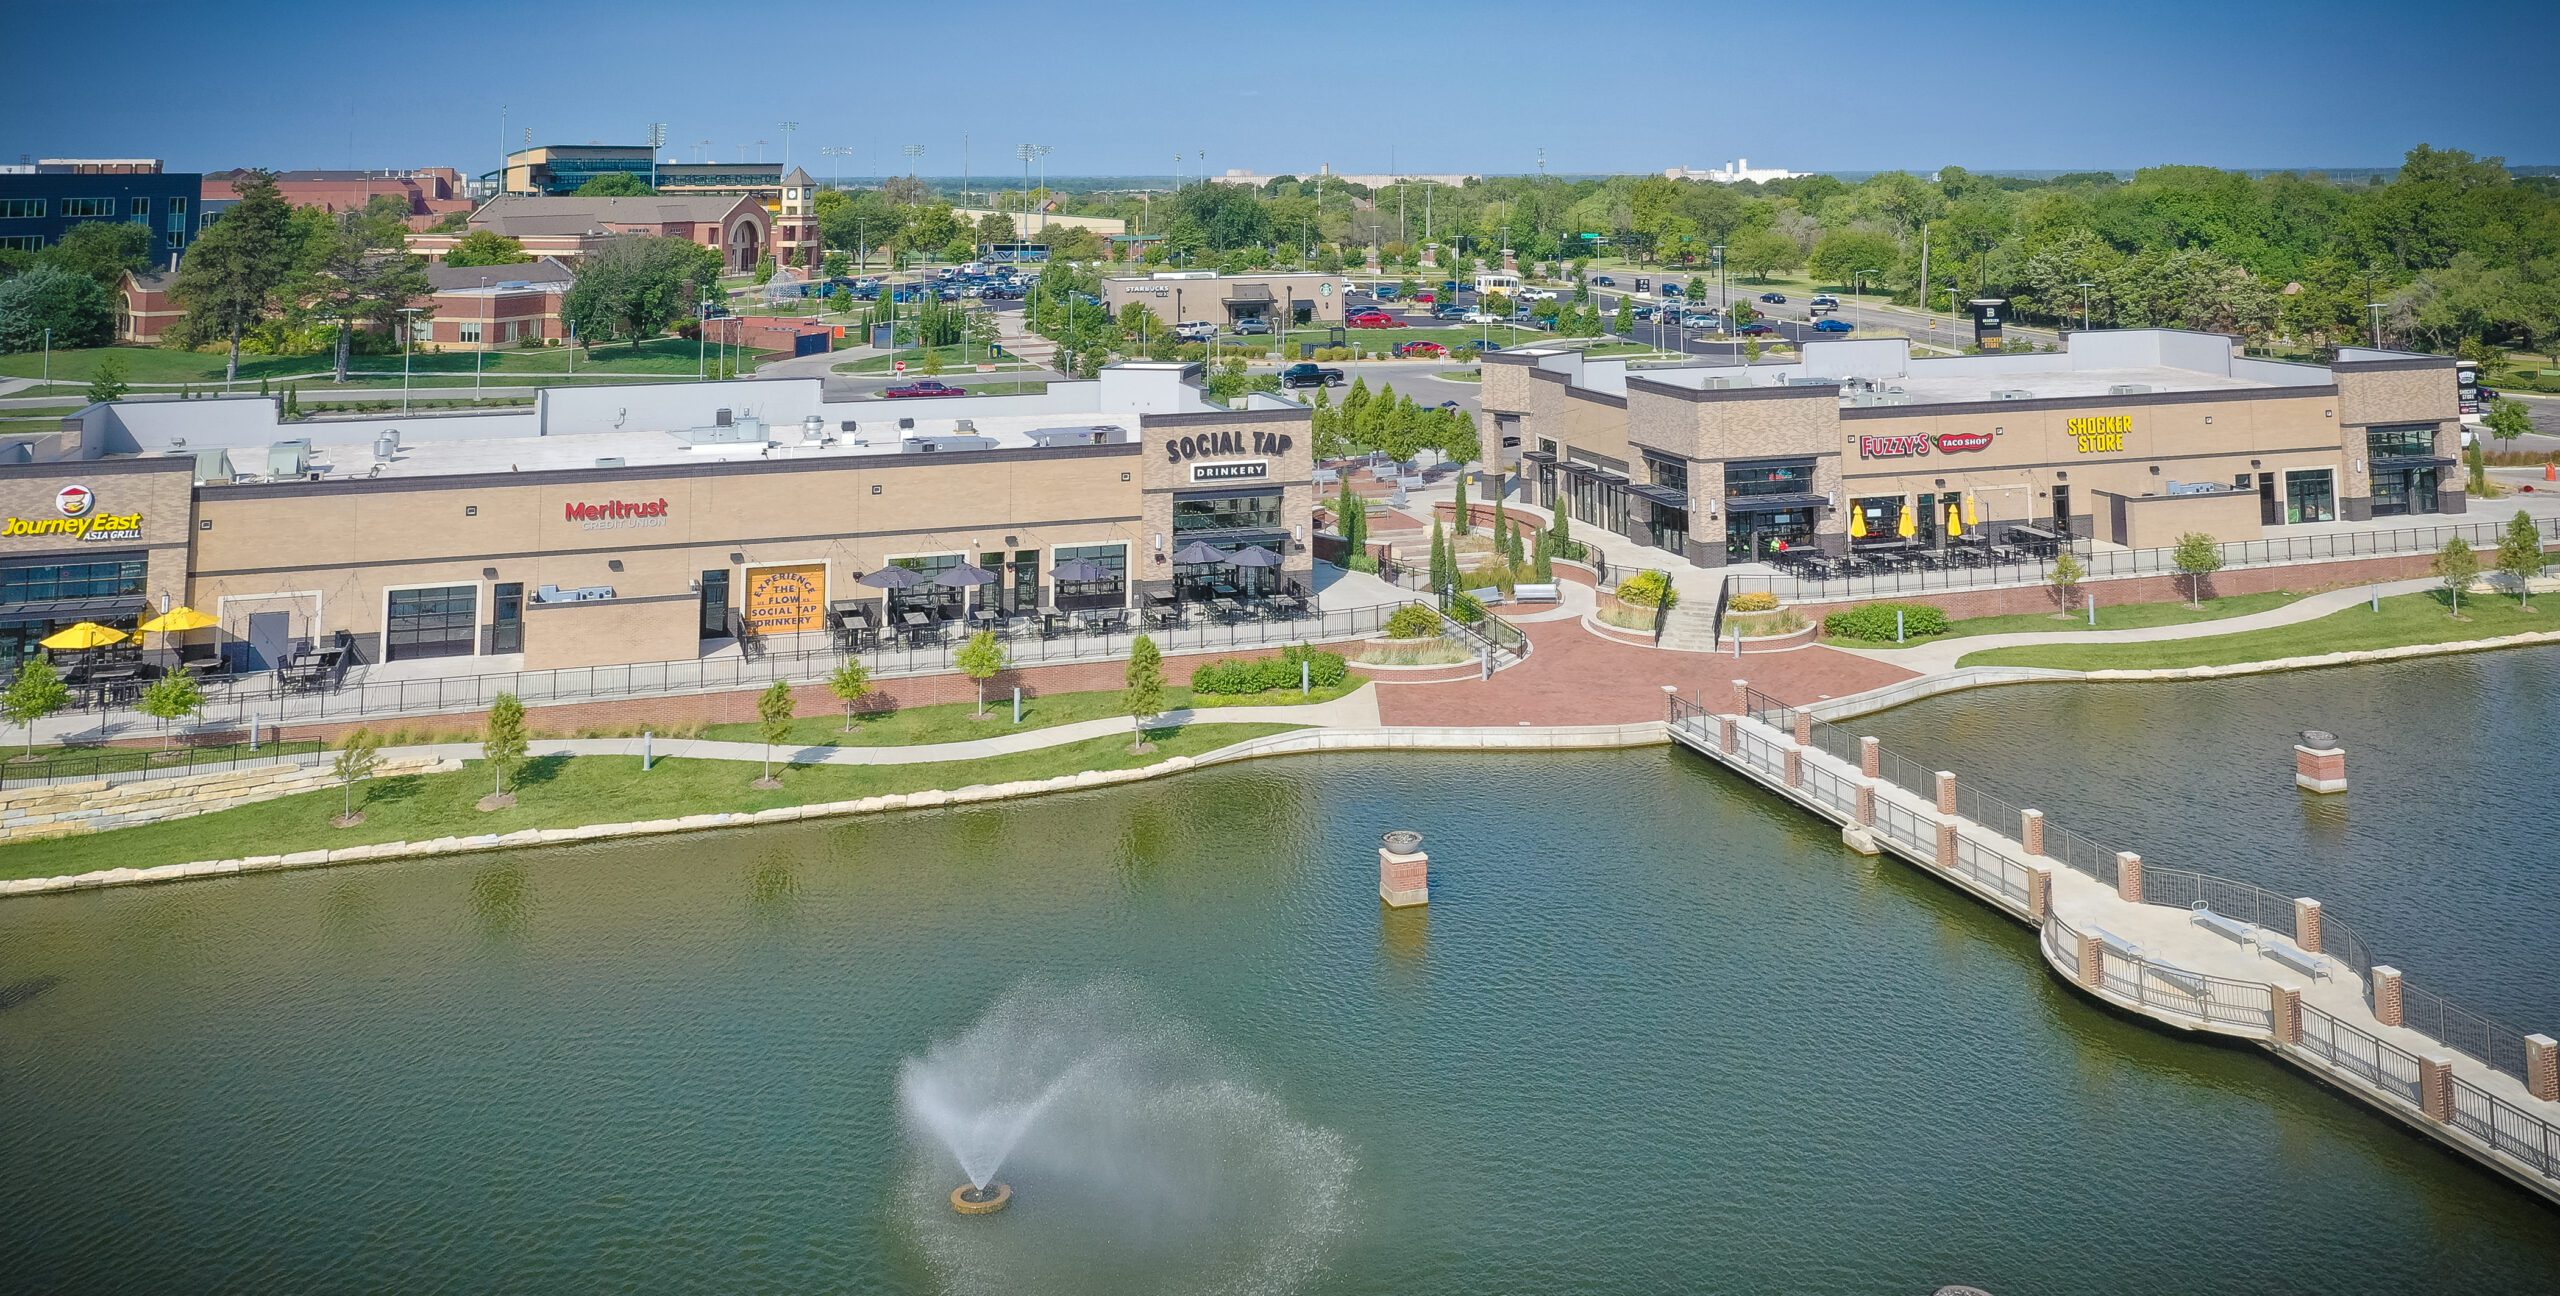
top-left (1652, 594), bottom-right (1728, 653)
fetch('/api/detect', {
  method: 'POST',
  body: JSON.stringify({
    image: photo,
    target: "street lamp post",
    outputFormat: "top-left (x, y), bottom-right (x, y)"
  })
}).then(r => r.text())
top-left (2367, 301), bottom-right (2387, 349)
top-left (2077, 281), bottom-right (2093, 332)
top-left (41, 327), bottom-right (50, 390)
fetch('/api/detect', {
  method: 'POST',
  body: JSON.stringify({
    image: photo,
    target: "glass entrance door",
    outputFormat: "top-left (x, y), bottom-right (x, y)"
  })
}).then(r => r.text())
top-left (699, 570), bottom-right (730, 638)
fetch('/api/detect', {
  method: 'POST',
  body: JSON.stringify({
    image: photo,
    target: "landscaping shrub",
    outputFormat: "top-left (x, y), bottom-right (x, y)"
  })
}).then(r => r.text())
top-left (1188, 646), bottom-right (1348, 695)
top-left (1450, 593), bottom-right (1488, 624)
top-left (1616, 569), bottom-right (1678, 609)
top-left (1345, 554), bottom-right (1381, 575)
top-left (1463, 562), bottom-right (1519, 594)
top-left (1384, 604), bottom-right (1444, 639)
top-left (1822, 601), bottom-right (1950, 641)
top-left (1730, 591), bottom-right (1780, 613)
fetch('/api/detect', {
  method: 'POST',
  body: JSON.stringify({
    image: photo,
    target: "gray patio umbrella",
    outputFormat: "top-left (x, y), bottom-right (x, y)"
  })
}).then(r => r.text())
top-left (857, 566), bottom-right (926, 590)
top-left (1170, 541), bottom-right (1229, 566)
top-left (935, 562), bottom-right (998, 590)
top-left (1225, 545), bottom-right (1286, 568)
top-left (1051, 557), bottom-right (1113, 583)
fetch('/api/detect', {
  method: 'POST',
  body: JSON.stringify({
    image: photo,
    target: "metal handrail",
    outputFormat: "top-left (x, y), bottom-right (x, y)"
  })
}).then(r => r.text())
top-left (1723, 682), bottom-right (2545, 1084)
top-left (0, 738), bottom-right (330, 789)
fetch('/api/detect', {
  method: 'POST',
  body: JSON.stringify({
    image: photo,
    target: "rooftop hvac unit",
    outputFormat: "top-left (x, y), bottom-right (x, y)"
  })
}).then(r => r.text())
top-left (897, 417), bottom-right (915, 430)
top-left (714, 408), bottom-right (733, 426)
top-left (265, 439), bottom-right (312, 478)
top-left (2108, 383), bottom-right (2154, 396)
top-left (373, 433), bottom-right (399, 460)
top-left (1990, 388), bottom-right (2034, 401)
top-left (595, 456), bottom-right (625, 468)
top-left (954, 418), bottom-right (976, 433)
top-left (801, 414), bottom-right (827, 445)
top-left (1700, 376), bottom-right (1736, 390)
top-left (191, 448), bottom-right (234, 484)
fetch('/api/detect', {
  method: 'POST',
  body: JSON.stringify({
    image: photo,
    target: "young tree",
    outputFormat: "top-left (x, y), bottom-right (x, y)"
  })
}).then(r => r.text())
top-left (135, 667), bottom-right (205, 751)
top-left (2436, 535), bottom-right (2480, 616)
top-left (1613, 298), bottom-right (1634, 334)
top-left (1452, 468), bottom-right (1470, 537)
top-left (2050, 548), bottom-right (2085, 613)
top-left (1, 657), bottom-right (71, 758)
top-left (752, 255), bottom-right (777, 286)
top-left (171, 170), bottom-right (297, 382)
top-left (1428, 517), bottom-right (1454, 594)
top-left (1122, 633), bottom-right (1166, 753)
top-left (2496, 509), bottom-right (2544, 609)
top-left (332, 726), bottom-right (383, 825)
top-left (563, 235), bottom-right (724, 351)
top-left (442, 230), bottom-right (534, 268)
top-left (826, 660), bottom-right (873, 731)
top-left (956, 630), bottom-right (1008, 719)
top-left (2482, 398), bottom-right (2534, 445)
top-left (85, 354), bottom-right (129, 405)
top-left (2171, 532), bottom-right (2224, 606)
top-left (755, 679), bottom-right (795, 784)
top-left (822, 250), bottom-right (852, 280)
top-left (482, 691), bottom-right (529, 800)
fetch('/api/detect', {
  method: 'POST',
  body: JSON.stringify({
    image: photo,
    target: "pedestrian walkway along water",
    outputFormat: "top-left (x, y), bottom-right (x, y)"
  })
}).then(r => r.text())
top-left (1666, 685), bottom-right (2560, 1206)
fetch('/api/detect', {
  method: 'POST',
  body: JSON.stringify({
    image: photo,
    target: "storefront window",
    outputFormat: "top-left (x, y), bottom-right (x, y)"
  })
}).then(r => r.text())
top-left (384, 585), bottom-right (478, 661)
top-left (2371, 467), bottom-right (2438, 518)
top-left (1052, 542), bottom-right (1129, 611)
top-left (890, 553), bottom-right (965, 619)
top-left (1173, 492), bottom-right (1283, 535)
top-left (1726, 509), bottom-right (1816, 562)
top-left (2365, 425), bottom-right (2438, 458)
top-left (1724, 459), bottom-right (1816, 498)
top-left (2285, 469), bottom-right (2336, 524)
top-left (0, 555), bottom-right (147, 606)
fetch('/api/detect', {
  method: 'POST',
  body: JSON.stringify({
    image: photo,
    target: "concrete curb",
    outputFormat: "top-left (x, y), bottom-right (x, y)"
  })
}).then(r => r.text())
top-left (0, 723), bottom-right (1667, 899)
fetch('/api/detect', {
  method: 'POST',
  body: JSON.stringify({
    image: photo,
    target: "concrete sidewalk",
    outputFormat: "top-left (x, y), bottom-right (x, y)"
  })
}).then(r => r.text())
top-left (369, 689), bottom-right (1383, 768)
top-left (1828, 577), bottom-right (2443, 674)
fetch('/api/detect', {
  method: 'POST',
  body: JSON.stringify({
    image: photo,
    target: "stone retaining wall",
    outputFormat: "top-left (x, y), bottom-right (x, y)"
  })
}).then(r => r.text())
top-left (0, 757), bottom-right (461, 843)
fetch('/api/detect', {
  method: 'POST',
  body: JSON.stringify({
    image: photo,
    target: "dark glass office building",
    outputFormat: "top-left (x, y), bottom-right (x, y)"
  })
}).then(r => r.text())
top-left (0, 166), bottom-right (202, 268)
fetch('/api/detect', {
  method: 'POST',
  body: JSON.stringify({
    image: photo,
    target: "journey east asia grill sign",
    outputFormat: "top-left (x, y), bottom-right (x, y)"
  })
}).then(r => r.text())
top-left (3, 483), bottom-right (144, 543)
top-left (1855, 430), bottom-right (1993, 459)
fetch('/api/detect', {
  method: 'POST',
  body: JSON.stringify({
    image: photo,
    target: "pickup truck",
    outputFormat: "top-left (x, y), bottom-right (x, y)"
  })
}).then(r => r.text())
top-left (1281, 363), bottom-right (1346, 389)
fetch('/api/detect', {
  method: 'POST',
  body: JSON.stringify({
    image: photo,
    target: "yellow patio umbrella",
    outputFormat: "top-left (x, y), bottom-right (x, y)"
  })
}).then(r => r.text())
top-left (1849, 505), bottom-right (1868, 539)
top-left (41, 622), bottom-right (127, 651)
top-left (1896, 496), bottom-right (1917, 539)
top-left (1962, 491), bottom-right (1979, 528)
top-left (140, 606), bottom-right (218, 635)
top-left (1947, 500), bottom-right (1966, 538)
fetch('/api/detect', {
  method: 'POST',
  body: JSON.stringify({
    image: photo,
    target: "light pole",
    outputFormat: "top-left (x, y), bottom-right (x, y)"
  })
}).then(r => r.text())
top-left (648, 123), bottom-right (666, 190)
top-left (903, 143), bottom-right (923, 179)
top-left (398, 307), bottom-right (426, 413)
top-left (822, 145), bottom-right (853, 190)
top-left (2077, 281), bottom-right (2093, 331)
top-left (1030, 145), bottom-right (1052, 235)
top-left (41, 327), bottom-right (50, 391)
top-left (2367, 301), bottom-right (2387, 349)
top-left (699, 294), bottom-right (710, 377)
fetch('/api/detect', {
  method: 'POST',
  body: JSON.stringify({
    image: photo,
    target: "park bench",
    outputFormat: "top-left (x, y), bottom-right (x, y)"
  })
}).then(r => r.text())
top-left (1312, 468), bottom-right (1340, 487)
top-left (2189, 905), bottom-right (2259, 948)
top-left (2091, 927), bottom-right (2144, 963)
top-left (2143, 960), bottom-right (2215, 1002)
top-left (1396, 474), bottom-right (1427, 493)
top-left (2258, 936), bottom-right (2333, 981)
top-left (1463, 587), bottom-right (1506, 606)
top-left (1513, 583), bottom-right (1562, 603)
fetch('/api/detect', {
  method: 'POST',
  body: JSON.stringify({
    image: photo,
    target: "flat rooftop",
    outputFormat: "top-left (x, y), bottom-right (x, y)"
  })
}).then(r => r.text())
top-left (1864, 364), bottom-right (2270, 405)
top-left (273, 412), bottom-right (1139, 482)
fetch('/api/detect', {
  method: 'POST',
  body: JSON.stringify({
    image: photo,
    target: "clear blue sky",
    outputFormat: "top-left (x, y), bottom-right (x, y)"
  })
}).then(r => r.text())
top-left (5, 0), bottom-right (2549, 179)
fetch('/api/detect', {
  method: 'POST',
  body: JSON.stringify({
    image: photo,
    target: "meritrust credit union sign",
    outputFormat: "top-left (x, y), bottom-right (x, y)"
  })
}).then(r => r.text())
top-left (3, 482), bottom-right (145, 543)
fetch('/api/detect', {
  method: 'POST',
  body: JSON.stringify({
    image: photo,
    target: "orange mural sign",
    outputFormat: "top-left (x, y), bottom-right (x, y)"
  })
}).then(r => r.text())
top-left (743, 563), bottom-right (827, 635)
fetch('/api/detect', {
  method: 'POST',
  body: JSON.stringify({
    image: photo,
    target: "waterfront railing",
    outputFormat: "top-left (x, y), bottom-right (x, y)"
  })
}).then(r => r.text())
top-left (1717, 684), bottom-right (2550, 1091)
top-left (0, 738), bottom-right (330, 790)
top-left (1727, 515), bottom-right (2560, 604)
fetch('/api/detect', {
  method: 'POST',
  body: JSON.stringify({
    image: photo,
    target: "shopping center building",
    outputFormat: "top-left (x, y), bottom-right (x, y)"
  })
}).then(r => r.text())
top-left (1482, 330), bottom-right (2466, 567)
top-left (1101, 272), bottom-right (1351, 331)
top-left (0, 366), bottom-right (1317, 671)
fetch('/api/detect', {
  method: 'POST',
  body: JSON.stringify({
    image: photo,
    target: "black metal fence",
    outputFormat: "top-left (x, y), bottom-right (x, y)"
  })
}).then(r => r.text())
top-left (0, 739), bottom-right (330, 790)
top-left (1728, 515), bottom-right (2560, 604)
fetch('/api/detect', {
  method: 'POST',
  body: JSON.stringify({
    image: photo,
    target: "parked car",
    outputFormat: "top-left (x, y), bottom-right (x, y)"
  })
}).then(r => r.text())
top-left (1810, 293), bottom-right (1840, 306)
top-left (1281, 362), bottom-right (1346, 388)
top-left (884, 380), bottom-right (968, 398)
top-left (1661, 283), bottom-right (1684, 298)
top-left (1632, 304), bottom-right (1658, 320)
top-left (1372, 284), bottom-right (1400, 300)
top-left (1397, 340), bottom-right (1449, 358)
top-left (1471, 340), bottom-right (1504, 353)
top-left (1414, 292), bottom-right (1437, 305)
top-left (1174, 321), bottom-right (1217, 342)
top-left (1758, 292), bottom-right (1788, 304)
top-left (1348, 310), bottom-right (1398, 328)
top-left (1737, 322), bottom-right (1779, 336)
top-left (1682, 313), bottom-right (1719, 329)
top-left (1433, 304), bottom-right (1469, 320)
top-left (1463, 310), bottom-right (1502, 324)
top-left (1233, 317), bottom-right (1272, 335)
top-left (1594, 275), bottom-right (1615, 286)
top-left (1518, 287), bottom-right (1559, 301)
top-left (1812, 317), bottom-right (1854, 332)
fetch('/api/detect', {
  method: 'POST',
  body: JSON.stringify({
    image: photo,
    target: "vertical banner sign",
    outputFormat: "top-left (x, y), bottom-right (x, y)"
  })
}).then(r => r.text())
top-left (2455, 360), bottom-right (2482, 416)
top-left (743, 564), bottom-right (827, 635)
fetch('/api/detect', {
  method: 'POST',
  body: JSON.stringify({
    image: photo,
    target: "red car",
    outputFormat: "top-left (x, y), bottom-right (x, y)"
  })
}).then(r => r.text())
top-left (1348, 310), bottom-right (1397, 328)
top-left (1395, 340), bottom-right (1448, 359)
top-left (884, 380), bottom-right (969, 398)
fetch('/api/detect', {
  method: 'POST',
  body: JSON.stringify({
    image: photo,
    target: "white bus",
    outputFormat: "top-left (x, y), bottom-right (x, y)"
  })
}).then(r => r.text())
top-left (1473, 272), bottom-right (1521, 298)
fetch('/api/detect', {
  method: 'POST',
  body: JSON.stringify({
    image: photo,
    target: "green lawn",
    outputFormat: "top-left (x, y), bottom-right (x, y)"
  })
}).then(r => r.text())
top-left (1434, 369), bottom-right (1483, 383)
top-left (699, 677), bottom-right (1365, 748)
top-left (0, 722), bottom-right (1304, 880)
top-left (1957, 591), bottom-right (2552, 670)
top-left (836, 345), bottom-right (1039, 376)
top-left (0, 341), bottom-right (733, 386)
top-left (0, 403), bottom-right (81, 431)
top-left (1855, 590), bottom-right (2311, 648)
